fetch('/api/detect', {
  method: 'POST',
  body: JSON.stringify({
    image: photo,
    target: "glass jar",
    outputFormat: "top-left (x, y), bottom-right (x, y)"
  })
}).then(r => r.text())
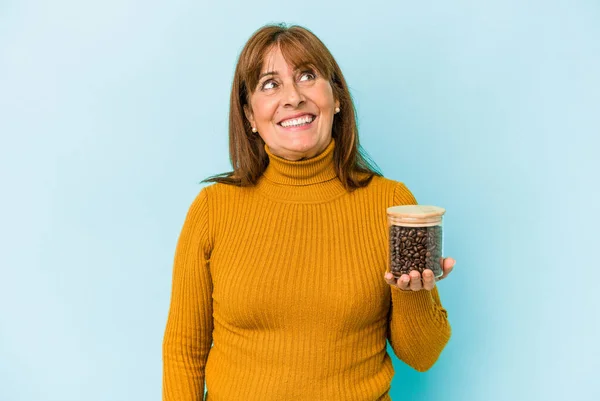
top-left (386, 205), bottom-right (446, 279)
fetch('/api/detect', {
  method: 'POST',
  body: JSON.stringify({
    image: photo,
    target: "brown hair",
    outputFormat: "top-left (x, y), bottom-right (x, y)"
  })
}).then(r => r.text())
top-left (202, 23), bottom-right (382, 191)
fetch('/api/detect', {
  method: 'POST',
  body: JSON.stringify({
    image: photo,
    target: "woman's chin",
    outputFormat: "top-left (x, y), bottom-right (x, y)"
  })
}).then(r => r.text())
top-left (284, 140), bottom-right (329, 160)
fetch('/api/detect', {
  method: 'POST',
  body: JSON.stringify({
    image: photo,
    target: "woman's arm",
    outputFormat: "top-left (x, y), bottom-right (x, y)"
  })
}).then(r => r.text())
top-left (387, 183), bottom-right (451, 372)
top-left (163, 188), bottom-right (214, 400)
top-left (387, 285), bottom-right (451, 372)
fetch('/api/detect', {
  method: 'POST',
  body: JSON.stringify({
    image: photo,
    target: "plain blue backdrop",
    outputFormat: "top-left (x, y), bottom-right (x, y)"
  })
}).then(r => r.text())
top-left (1, 0), bottom-right (598, 400)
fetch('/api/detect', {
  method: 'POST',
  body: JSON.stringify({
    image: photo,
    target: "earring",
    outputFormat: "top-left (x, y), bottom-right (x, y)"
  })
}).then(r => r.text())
top-left (251, 127), bottom-right (257, 133)
top-left (335, 107), bottom-right (340, 113)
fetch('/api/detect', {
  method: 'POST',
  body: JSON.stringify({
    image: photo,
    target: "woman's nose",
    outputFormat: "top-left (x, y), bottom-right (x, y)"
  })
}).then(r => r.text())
top-left (281, 82), bottom-right (304, 108)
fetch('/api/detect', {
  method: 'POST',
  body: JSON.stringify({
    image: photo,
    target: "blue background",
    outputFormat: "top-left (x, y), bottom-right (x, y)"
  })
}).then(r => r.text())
top-left (1, 0), bottom-right (598, 400)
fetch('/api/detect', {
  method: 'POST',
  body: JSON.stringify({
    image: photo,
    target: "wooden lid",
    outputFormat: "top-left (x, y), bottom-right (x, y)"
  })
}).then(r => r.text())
top-left (387, 205), bottom-right (446, 226)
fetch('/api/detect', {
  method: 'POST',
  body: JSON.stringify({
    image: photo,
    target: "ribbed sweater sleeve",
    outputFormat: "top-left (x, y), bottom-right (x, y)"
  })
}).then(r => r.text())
top-left (387, 183), bottom-right (452, 372)
top-left (163, 188), bottom-right (213, 401)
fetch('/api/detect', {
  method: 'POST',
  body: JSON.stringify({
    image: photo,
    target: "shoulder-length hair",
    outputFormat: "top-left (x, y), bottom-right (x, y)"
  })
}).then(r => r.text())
top-left (202, 23), bottom-right (382, 191)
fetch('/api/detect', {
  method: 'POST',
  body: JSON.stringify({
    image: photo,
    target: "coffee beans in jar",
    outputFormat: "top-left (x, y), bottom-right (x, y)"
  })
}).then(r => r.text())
top-left (386, 205), bottom-right (446, 279)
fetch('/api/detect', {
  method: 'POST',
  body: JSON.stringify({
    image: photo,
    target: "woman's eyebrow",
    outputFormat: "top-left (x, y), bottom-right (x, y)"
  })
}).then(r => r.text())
top-left (259, 64), bottom-right (315, 80)
top-left (259, 71), bottom-right (277, 80)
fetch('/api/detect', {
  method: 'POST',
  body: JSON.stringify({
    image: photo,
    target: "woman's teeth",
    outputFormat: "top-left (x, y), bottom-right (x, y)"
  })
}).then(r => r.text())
top-left (279, 115), bottom-right (315, 127)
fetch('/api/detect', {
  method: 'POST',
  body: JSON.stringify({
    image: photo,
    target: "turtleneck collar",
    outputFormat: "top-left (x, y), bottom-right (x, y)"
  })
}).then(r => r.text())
top-left (256, 137), bottom-right (348, 203)
top-left (263, 137), bottom-right (338, 186)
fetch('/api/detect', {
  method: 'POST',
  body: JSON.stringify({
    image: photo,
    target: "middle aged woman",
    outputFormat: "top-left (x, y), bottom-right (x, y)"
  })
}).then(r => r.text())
top-left (162, 23), bottom-right (455, 401)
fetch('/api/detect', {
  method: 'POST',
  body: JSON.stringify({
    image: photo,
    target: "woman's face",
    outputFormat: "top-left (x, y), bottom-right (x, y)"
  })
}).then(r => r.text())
top-left (244, 46), bottom-right (340, 161)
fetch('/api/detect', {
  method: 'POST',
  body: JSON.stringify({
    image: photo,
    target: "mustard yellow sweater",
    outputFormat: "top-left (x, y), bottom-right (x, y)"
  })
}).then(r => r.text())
top-left (162, 138), bottom-right (451, 401)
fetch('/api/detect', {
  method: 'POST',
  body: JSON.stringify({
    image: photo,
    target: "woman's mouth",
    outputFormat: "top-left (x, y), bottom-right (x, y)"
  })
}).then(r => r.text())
top-left (277, 114), bottom-right (316, 130)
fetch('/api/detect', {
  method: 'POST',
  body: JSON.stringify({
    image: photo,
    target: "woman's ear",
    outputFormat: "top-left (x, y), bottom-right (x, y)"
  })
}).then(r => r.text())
top-left (243, 105), bottom-right (255, 128)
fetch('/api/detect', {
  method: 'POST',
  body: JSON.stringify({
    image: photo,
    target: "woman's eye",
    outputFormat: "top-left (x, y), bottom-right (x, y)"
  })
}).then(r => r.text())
top-left (299, 72), bottom-right (316, 81)
top-left (261, 80), bottom-right (277, 90)
top-left (260, 72), bottom-right (314, 91)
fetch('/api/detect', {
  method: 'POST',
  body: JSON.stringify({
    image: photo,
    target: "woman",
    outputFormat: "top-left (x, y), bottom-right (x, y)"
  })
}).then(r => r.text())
top-left (163, 23), bottom-right (455, 401)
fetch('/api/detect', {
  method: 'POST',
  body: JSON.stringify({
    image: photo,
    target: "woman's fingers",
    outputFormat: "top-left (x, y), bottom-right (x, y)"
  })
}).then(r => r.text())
top-left (385, 271), bottom-right (438, 291)
top-left (422, 269), bottom-right (436, 290)
top-left (436, 257), bottom-right (456, 281)
top-left (384, 272), bottom-right (396, 286)
top-left (398, 274), bottom-right (411, 291)
top-left (384, 272), bottom-right (411, 291)
top-left (409, 271), bottom-right (422, 291)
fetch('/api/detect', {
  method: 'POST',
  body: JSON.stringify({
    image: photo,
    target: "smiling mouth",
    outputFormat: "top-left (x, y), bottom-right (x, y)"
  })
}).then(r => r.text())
top-left (277, 114), bottom-right (316, 128)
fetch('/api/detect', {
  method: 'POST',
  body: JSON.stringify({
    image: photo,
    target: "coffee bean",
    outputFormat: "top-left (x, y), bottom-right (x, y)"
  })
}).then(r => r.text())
top-left (389, 225), bottom-right (443, 278)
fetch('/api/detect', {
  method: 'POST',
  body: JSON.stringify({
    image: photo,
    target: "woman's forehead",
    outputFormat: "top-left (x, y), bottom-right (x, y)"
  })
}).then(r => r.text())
top-left (260, 45), bottom-right (314, 75)
top-left (261, 47), bottom-right (291, 72)
top-left (260, 48), bottom-right (281, 72)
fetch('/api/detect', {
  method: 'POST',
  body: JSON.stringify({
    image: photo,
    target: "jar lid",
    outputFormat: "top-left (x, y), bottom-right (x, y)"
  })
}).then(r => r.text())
top-left (387, 205), bottom-right (446, 226)
top-left (387, 205), bottom-right (446, 218)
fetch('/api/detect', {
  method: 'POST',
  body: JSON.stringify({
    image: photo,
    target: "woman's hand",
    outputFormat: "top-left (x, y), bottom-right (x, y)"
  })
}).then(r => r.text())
top-left (384, 257), bottom-right (455, 292)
